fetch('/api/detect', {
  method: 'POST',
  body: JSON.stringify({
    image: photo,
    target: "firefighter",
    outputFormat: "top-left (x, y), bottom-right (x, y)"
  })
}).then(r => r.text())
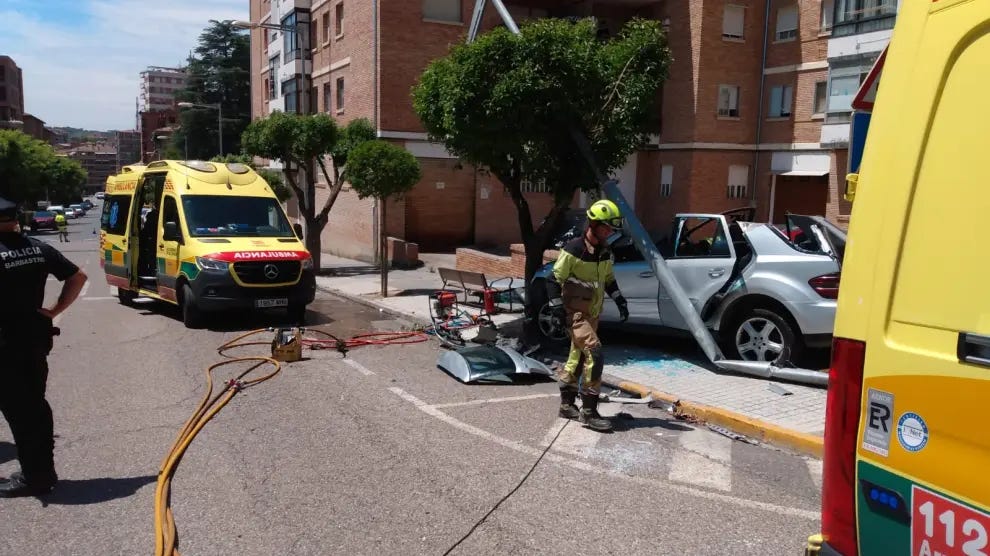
top-left (0, 196), bottom-right (87, 497)
top-left (546, 199), bottom-right (629, 432)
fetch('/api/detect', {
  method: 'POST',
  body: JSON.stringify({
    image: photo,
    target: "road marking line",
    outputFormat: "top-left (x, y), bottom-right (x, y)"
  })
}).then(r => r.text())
top-left (540, 418), bottom-right (571, 447)
top-left (342, 358), bottom-right (374, 376)
top-left (79, 280), bottom-right (91, 298)
top-left (388, 387), bottom-right (817, 520)
top-left (805, 457), bottom-right (823, 491)
top-left (668, 427), bottom-right (733, 492)
top-left (432, 393), bottom-right (559, 409)
top-left (551, 419), bottom-right (603, 457)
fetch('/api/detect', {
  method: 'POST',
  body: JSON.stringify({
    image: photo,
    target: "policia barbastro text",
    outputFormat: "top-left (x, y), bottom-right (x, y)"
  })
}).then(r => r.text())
top-left (0, 196), bottom-right (87, 497)
top-left (546, 199), bottom-right (629, 433)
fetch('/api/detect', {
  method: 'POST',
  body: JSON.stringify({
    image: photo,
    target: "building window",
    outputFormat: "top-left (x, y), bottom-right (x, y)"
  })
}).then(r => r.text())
top-left (322, 83), bottom-right (332, 112)
top-left (269, 28), bottom-right (278, 46)
top-left (283, 77), bottom-right (298, 113)
top-left (0, 87), bottom-right (5, 102)
top-left (813, 81), bottom-right (828, 115)
top-left (727, 165), bottom-right (749, 199)
top-left (826, 71), bottom-right (867, 116)
top-left (322, 12), bottom-right (331, 43)
top-left (768, 84), bottom-right (793, 118)
top-left (335, 3), bottom-right (344, 38)
top-left (722, 5), bottom-right (745, 39)
top-left (820, 0), bottom-right (834, 33)
top-left (520, 177), bottom-right (549, 193)
top-left (776, 5), bottom-right (798, 41)
top-left (423, 0), bottom-right (462, 23)
top-left (660, 165), bottom-right (673, 198)
top-left (335, 77), bottom-right (344, 112)
top-left (268, 56), bottom-right (279, 98)
top-left (283, 11), bottom-right (312, 62)
top-left (718, 85), bottom-right (740, 118)
top-left (832, 0), bottom-right (897, 37)
top-left (0, 66), bottom-right (5, 82)
top-left (311, 20), bottom-right (318, 49)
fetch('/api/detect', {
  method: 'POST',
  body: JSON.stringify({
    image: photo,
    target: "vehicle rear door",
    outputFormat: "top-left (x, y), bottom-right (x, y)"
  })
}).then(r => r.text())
top-left (658, 215), bottom-right (735, 330)
top-left (853, 3), bottom-right (990, 553)
top-left (100, 189), bottom-right (136, 288)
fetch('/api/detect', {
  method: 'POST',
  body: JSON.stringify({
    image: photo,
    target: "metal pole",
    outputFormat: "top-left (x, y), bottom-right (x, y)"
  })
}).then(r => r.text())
top-left (217, 103), bottom-right (223, 156)
top-left (489, 0), bottom-right (519, 33)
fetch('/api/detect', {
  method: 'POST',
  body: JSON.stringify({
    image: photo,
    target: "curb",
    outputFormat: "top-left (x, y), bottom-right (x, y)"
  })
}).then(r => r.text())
top-left (314, 283), bottom-right (433, 326)
top-left (605, 375), bottom-right (824, 458)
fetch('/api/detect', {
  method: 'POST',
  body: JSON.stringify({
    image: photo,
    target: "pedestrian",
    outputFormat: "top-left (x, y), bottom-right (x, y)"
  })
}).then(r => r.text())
top-left (0, 196), bottom-right (87, 497)
top-left (54, 211), bottom-right (68, 243)
top-left (545, 199), bottom-right (629, 432)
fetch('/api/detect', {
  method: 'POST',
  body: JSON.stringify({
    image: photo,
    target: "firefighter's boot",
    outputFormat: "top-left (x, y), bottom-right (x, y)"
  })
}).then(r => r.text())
top-left (558, 388), bottom-right (581, 420)
top-left (580, 394), bottom-right (613, 432)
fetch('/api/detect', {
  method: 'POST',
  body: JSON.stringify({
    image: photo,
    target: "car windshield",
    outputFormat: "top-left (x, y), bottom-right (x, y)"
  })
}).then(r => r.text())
top-left (181, 195), bottom-right (294, 238)
top-left (35, 211), bottom-right (53, 218)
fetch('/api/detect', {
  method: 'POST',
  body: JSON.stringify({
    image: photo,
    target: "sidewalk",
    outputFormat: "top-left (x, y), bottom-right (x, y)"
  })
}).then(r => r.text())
top-left (315, 252), bottom-right (827, 456)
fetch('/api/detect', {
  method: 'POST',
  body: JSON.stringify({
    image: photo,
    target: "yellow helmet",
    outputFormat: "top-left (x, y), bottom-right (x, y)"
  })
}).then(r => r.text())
top-left (586, 199), bottom-right (622, 227)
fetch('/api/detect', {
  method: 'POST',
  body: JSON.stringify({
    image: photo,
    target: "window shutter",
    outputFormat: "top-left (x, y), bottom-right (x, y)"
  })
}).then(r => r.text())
top-left (777, 5), bottom-right (798, 35)
top-left (782, 85), bottom-right (793, 116)
top-left (723, 5), bottom-right (745, 38)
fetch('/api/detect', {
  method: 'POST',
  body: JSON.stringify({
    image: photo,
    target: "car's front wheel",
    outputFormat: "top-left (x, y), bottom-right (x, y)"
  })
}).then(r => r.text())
top-left (724, 307), bottom-right (802, 366)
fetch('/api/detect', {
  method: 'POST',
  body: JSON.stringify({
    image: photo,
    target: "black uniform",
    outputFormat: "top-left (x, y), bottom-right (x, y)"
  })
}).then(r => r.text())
top-left (0, 230), bottom-right (79, 490)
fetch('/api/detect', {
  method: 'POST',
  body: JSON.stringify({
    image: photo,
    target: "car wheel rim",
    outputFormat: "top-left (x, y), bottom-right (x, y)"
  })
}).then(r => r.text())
top-left (538, 303), bottom-right (568, 341)
top-left (734, 317), bottom-right (785, 362)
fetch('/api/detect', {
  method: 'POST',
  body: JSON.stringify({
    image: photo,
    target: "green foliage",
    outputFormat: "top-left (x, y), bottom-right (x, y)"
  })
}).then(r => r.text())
top-left (414, 18), bottom-right (670, 200)
top-left (241, 111), bottom-right (338, 169)
top-left (172, 20), bottom-right (251, 159)
top-left (347, 141), bottom-right (422, 200)
top-left (0, 130), bottom-right (87, 205)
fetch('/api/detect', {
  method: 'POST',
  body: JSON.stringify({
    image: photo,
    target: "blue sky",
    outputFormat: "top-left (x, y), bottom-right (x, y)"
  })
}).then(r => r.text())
top-left (0, 0), bottom-right (247, 131)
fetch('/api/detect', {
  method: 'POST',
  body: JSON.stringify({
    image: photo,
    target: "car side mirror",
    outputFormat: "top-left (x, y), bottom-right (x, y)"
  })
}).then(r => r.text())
top-left (163, 221), bottom-right (182, 243)
top-left (293, 223), bottom-right (304, 240)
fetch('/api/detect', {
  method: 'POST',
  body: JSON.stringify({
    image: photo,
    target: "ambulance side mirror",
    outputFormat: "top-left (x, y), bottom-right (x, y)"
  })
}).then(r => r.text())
top-left (293, 223), bottom-right (304, 240)
top-left (164, 221), bottom-right (182, 243)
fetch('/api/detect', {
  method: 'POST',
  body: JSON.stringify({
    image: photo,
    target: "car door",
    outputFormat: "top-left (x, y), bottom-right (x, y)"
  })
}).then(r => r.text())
top-left (156, 195), bottom-right (183, 303)
top-left (603, 240), bottom-right (665, 325)
top-left (659, 215), bottom-right (735, 330)
top-left (100, 192), bottom-right (136, 288)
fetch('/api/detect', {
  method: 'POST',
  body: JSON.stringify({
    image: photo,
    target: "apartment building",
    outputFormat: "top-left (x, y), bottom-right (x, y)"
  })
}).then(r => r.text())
top-left (139, 67), bottom-right (187, 112)
top-left (0, 55), bottom-right (25, 126)
top-left (114, 130), bottom-right (142, 170)
top-left (247, 0), bottom-right (896, 263)
top-left (66, 146), bottom-right (118, 195)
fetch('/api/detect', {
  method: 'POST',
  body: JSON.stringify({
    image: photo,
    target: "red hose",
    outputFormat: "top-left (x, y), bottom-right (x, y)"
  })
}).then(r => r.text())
top-left (300, 330), bottom-right (429, 350)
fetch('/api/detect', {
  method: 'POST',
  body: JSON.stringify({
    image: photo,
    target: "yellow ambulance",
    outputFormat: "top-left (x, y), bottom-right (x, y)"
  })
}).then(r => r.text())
top-left (99, 160), bottom-right (315, 328)
top-left (806, 1), bottom-right (990, 555)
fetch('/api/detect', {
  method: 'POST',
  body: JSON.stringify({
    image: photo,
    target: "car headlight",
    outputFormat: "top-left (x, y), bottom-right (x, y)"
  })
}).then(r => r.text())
top-left (196, 256), bottom-right (229, 271)
top-left (301, 258), bottom-right (314, 270)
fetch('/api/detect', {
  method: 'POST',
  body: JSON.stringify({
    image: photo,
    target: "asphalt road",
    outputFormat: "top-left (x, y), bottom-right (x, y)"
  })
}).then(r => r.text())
top-left (1, 211), bottom-right (823, 555)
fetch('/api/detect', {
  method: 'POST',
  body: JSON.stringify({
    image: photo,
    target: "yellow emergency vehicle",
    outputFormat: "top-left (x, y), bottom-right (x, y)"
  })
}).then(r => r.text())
top-left (807, 1), bottom-right (990, 555)
top-left (99, 160), bottom-right (315, 328)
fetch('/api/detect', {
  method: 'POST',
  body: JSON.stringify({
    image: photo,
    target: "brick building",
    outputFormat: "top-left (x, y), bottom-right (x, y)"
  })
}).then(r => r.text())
top-left (114, 130), bottom-right (142, 170)
top-left (0, 55), bottom-right (25, 127)
top-left (247, 0), bottom-right (897, 265)
top-left (139, 109), bottom-right (179, 162)
top-left (139, 67), bottom-right (188, 112)
top-left (66, 146), bottom-right (118, 195)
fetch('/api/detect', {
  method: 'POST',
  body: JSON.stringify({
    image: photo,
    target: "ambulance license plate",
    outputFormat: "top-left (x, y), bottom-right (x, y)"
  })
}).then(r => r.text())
top-left (256, 298), bottom-right (288, 308)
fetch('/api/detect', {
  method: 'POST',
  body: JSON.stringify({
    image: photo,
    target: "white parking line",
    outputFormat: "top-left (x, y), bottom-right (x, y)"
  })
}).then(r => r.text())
top-left (667, 427), bottom-right (733, 492)
top-left (388, 387), bottom-right (817, 520)
top-left (805, 458), bottom-right (823, 491)
top-left (342, 358), bottom-right (375, 376)
top-left (432, 393), bottom-right (559, 409)
top-left (548, 419), bottom-right (603, 457)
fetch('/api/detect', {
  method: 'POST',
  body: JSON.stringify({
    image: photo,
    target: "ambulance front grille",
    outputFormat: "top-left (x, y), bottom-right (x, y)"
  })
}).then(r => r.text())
top-left (232, 260), bottom-right (302, 284)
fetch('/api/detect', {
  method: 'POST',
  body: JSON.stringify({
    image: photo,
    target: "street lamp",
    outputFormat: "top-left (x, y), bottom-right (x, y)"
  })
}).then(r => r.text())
top-left (155, 135), bottom-right (170, 161)
top-left (177, 101), bottom-right (223, 157)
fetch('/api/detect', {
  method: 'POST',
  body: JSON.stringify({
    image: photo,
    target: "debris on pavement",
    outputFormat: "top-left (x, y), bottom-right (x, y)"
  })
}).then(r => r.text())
top-left (708, 424), bottom-right (760, 445)
top-left (767, 383), bottom-right (794, 396)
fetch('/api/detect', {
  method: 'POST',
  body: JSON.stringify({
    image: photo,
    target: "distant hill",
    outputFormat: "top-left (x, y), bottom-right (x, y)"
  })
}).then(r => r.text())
top-left (49, 127), bottom-right (114, 142)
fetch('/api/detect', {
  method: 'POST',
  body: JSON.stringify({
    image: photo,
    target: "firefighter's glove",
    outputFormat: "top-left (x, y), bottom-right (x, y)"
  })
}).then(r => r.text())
top-left (614, 295), bottom-right (629, 322)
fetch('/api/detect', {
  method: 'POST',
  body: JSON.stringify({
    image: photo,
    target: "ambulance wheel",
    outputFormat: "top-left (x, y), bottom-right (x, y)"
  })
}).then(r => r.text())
top-left (180, 284), bottom-right (205, 329)
top-left (288, 304), bottom-right (307, 325)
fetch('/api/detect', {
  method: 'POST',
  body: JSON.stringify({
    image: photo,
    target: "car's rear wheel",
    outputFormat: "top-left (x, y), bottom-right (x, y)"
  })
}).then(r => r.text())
top-left (725, 307), bottom-right (802, 366)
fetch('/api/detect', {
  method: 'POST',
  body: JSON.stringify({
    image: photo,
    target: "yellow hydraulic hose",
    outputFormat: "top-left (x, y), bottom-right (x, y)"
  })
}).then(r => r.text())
top-left (153, 329), bottom-right (282, 556)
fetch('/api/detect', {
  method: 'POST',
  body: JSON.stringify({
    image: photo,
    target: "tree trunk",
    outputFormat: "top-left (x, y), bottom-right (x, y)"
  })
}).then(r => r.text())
top-left (380, 198), bottom-right (388, 298)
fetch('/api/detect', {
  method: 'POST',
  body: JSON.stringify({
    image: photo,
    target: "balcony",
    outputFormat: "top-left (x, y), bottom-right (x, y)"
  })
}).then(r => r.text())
top-left (831, 0), bottom-right (896, 37)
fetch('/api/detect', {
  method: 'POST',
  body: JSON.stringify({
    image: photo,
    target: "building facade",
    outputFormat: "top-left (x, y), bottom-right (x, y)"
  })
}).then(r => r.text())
top-left (114, 130), bottom-right (142, 170)
top-left (0, 55), bottom-right (25, 126)
top-left (139, 110), bottom-right (179, 163)
top-left (66, 147), bottom-right (118, 195)
top-left (139, 67), bottom-right (187, 112)
top-left (247, 0), bottom-right (896, 264)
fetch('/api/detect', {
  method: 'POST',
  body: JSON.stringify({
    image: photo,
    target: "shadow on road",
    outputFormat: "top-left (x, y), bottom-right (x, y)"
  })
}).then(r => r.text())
top-left (318, 265), bottom-right (379, 278)
top-left (42, 474), bottom-right (157, 506)
top-left (0, 441), bottom-right (14, 465)
top-left (610, 415), bottom-right (694, 433)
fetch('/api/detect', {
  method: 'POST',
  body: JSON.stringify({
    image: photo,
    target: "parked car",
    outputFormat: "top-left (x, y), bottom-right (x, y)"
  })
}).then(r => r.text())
top-left (48, 205), bottom-right (72, 219)
top-left (29, 210), bottom-right (58, 232)
top-left (95, 191), bottom-right (105, 200)
top-left (81, 199), bottom-right (94, 210)
top-left (530, 208), bottom-right (845, 366)
top-left (69, 204), bottom-right (85, 217)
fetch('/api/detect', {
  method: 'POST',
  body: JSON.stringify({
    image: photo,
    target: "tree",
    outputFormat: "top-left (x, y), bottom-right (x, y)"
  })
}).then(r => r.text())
top-left (173, 20), bottom-right (251, 160)
top-left (347, 140), bottom-right (422, 297)
top-left (413, 17), bottom-right (671, 338)
top-left (0, 130), bottom-right (86, 206)
top-left (241, 113), bottom-right (377, 269)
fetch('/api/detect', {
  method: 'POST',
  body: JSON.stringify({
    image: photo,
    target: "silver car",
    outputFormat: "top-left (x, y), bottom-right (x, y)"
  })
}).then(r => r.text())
top-left (532, 208), bottom-right (845, 366)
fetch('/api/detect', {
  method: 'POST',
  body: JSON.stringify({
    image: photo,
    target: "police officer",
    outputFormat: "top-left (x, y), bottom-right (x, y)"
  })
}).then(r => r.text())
top-left (546, 199), bottom-right (629, 432)
top-left (0, 196), bottom-right (87, 497)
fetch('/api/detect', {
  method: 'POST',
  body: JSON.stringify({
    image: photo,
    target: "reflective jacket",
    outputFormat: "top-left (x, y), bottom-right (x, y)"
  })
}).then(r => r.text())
top-left (546, 237), bottom-right (619, 318)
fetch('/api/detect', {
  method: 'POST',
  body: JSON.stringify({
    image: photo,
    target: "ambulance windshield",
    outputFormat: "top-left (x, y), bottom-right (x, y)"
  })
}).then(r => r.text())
top-left (181, 195), bottom-right (295, 238)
